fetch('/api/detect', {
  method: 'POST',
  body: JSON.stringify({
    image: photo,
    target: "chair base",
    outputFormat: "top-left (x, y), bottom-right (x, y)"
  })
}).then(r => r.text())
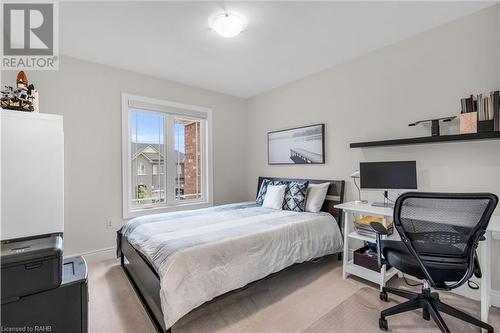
top-left (379, 286), bottom-right (494, 333)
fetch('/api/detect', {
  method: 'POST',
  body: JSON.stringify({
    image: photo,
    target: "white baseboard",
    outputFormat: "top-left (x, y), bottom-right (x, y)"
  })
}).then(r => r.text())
top-left (64, 246), bottom-right (116, 263)
top-left (446, 280), bottom-right (500, 307)
top-left (491, 289), bottom-right (500, 308)
top-left (449, 281), bottom-right (480, 301)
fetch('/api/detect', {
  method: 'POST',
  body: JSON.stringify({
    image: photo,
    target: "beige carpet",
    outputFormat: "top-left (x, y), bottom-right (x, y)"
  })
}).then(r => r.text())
top-left (305, 287), bottom-right (489, 333)
top-left (88, 256), bottom-right (500, 333)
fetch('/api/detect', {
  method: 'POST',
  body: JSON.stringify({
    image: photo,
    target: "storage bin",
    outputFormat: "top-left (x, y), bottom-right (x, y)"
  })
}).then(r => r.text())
top-left (353, 245), bottom-right (391, 272)
top-left (460, 112), bottom-right (477, 134)
top-left (478, 120), bottom-right (494, 133)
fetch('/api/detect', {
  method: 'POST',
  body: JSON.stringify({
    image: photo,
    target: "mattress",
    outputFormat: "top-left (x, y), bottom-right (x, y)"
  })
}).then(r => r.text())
top-left (121, 201), bottom-right (343, 329)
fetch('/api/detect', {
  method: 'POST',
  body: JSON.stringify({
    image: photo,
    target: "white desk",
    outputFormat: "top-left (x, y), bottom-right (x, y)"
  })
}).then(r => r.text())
top-left (481, 215), bottom-right (500, 322)
top-left (334, 201), bottom-right (398, 291)
top-left (335, 201), bottom-right (499, 323)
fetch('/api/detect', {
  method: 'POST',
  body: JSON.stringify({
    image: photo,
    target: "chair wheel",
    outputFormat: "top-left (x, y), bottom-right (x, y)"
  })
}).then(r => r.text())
top-left (422, 305), bottom-right (430, 321)
top-left (379, 318), bottom-right (388, 331)
top-left (380, 291), bottom-right (388, 302)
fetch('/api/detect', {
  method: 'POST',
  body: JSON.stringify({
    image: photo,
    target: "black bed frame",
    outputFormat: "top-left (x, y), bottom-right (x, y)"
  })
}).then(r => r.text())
top-left (118, 177), bottom-right (345, 332)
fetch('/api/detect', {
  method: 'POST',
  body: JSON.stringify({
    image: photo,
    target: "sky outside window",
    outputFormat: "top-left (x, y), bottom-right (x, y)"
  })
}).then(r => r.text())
top-left (131, 109), bottom-right (185, 153)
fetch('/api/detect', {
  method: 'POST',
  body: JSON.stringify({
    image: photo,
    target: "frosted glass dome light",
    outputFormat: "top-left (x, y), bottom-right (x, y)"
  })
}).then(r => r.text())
top-left (210, 12), bottom-right (246, 38)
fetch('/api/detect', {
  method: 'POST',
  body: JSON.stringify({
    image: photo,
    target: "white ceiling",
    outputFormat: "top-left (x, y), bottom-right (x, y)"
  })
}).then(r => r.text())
top-left (60, 1), bottom-right (496, 98)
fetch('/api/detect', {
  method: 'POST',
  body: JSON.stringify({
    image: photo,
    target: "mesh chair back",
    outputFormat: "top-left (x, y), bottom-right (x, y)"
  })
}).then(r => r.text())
top-left (394, 192), bottom-right (497, 263)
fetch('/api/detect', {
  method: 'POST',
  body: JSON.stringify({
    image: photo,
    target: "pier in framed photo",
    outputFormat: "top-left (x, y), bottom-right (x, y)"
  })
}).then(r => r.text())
top-left (268, 124), bottom-right (325, 165)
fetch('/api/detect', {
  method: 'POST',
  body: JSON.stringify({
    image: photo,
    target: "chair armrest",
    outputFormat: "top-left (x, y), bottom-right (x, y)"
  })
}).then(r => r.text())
top-left (370, 222), bottom-right (388, 235)
top-left (369, 222), bottom-right (387, 269)
top-left (473, 251), bottom-right (482, 278)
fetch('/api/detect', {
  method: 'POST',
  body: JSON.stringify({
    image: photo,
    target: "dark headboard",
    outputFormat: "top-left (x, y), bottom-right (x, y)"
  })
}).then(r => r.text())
top-left (256, 177), bottom-right (345, 229)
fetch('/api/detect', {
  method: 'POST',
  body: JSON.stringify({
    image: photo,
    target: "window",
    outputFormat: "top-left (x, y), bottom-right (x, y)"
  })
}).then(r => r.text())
top-left (152, 164), bottom-right (164, 175)
top-left (137, 162), bottom-right (146, 175)
top-left (122, 94), bottom-right (213, 218)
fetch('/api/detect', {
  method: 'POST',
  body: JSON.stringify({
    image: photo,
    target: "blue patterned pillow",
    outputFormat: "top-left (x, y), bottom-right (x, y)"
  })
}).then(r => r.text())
top-left (256, 179), bottom-right (273, 205)
top-left (282, 181), bottom-right (309, 212)
top-left (257, 179), bottom-right (309, 211)
top-left (256, 179), bottom-right (288, 205)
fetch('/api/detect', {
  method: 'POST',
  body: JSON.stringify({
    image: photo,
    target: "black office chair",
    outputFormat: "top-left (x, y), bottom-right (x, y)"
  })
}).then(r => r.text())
top-left (370, 192), bottom-right (498, 333)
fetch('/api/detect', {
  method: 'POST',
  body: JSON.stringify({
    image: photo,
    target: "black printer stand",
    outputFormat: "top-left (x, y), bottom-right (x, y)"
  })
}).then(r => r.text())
top-left (1, 256), bottom-right (88, 333)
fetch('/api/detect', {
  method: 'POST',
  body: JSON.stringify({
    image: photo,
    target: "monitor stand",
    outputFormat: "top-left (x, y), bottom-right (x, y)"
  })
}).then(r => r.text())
top-left (371, 190), bottom-right (394, 208)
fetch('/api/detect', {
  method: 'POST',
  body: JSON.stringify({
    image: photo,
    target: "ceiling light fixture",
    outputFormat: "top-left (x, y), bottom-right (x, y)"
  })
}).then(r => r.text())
top-left (210, 12), bottom-right (246, 38)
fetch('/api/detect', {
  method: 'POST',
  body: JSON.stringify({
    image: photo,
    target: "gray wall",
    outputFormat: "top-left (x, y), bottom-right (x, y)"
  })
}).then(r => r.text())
top-left (245, 6), bottom-right (500, 288)
top-left (1, 56), bottom-right (248, 256)
top-left (1, 3), bottom-right (498, 289)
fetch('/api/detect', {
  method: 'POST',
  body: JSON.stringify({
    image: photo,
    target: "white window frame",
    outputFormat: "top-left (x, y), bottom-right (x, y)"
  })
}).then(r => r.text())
top-left (122, 93), bottom-right (213, 219)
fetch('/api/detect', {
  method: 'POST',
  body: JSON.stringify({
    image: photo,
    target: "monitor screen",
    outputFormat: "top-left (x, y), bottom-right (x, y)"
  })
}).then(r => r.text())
top-left (360, 161), bottom-right (417, 190)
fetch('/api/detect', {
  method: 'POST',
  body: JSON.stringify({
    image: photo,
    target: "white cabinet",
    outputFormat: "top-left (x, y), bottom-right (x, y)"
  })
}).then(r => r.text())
top-left (1, 110), bottom-right (64, 240)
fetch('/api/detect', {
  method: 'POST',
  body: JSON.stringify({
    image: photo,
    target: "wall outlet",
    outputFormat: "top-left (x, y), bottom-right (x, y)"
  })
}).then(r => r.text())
top-left (105, 219), bottom-right (113, 229)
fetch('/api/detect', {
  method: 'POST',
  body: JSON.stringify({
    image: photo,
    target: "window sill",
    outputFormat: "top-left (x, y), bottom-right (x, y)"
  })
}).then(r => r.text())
top-left (124, 200), bottom-right (212, 220)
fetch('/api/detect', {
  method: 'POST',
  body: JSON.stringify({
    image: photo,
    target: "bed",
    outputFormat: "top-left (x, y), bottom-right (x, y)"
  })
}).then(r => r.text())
top-left (117, 177), bottom-right (345, 332)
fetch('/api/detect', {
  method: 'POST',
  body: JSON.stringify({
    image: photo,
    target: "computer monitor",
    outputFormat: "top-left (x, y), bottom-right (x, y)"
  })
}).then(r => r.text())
top-left (360, 161), bottom-right (417, 207)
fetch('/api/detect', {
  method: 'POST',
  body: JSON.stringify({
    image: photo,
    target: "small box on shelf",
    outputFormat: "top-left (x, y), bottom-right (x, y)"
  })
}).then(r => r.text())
top-left (460, 111), bottom-right (477, 134)
top-left (478, 120), bottom-right (494, 133)
top-left (353, 245), bottom-right (391, 272)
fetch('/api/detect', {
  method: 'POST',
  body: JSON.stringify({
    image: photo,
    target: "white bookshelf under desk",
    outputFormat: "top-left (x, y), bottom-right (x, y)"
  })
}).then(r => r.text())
top-left (334, 201), bottom-right (399, 291)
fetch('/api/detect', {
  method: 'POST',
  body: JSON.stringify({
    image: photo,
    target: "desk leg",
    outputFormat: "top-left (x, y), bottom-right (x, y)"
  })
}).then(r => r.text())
top-left (480, 231), bottom-right (491, 324)
top-left (380, 264), bottom-right (386, 292)
top-left (379, 216), bottom-right (388, 291)
top-left (342, 211), bottom-right (350, 279)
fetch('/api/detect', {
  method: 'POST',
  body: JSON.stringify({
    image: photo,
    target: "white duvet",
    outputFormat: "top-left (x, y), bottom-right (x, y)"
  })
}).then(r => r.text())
top-left (122, 202), bottom-right (343, 329)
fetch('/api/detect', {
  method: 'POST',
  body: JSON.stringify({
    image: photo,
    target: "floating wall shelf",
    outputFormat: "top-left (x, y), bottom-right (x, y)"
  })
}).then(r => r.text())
top-left (350, 131), bottom-right (500, 148)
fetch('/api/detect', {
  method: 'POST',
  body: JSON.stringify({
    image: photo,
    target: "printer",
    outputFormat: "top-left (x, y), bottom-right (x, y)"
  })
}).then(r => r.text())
top-left (1, 233), bottom-right (63, 302)
top-left (1, 234), bottom-right (88, 333)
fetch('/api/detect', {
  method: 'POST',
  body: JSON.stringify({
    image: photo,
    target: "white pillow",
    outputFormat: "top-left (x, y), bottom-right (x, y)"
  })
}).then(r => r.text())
top-left (305, 182), bottom-right (330, 213)
top-left (262, 185), bottom-right (286, 210)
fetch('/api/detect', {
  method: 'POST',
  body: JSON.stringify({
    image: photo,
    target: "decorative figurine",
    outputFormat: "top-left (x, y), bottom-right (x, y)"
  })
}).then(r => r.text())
top-left (17, 71), bottom-right (29, 88)
top-left (1, 71), bottom-right (38, 112)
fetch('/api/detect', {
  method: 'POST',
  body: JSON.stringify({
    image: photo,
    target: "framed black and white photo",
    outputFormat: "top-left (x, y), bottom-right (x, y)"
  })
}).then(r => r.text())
top-left (267, 124), bottom-right (325, 165)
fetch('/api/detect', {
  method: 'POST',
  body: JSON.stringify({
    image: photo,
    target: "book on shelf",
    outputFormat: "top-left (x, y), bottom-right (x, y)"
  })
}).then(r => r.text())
top-left (460, 90), bottom-right (499, 132)
top-left (460, 96), bottom-right (477, 114)
top-left (493, 90), bottom-right (500, 131)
